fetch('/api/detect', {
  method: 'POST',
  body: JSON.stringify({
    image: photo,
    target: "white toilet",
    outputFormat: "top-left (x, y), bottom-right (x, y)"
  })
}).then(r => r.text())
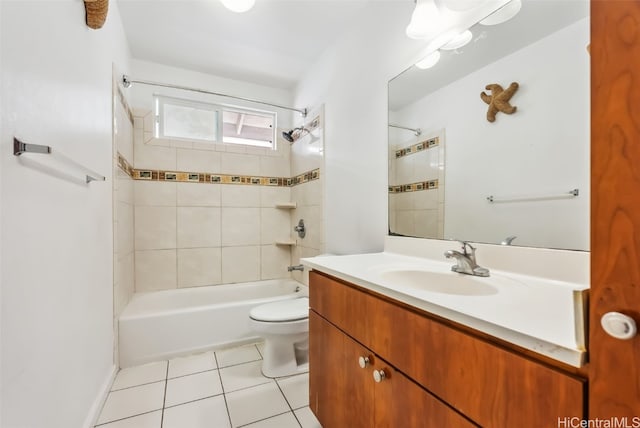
top-left (249, 297), bottom-right (309, 378)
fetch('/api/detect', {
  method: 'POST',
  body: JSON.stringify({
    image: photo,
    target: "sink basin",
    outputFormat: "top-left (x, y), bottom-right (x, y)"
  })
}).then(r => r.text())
top-left (378, 270), bottom-right (498, 296)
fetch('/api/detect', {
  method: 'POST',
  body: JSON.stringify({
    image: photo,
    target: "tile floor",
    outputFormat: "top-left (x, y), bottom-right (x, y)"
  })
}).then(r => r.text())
top-left (95, 343), bottom-right (321, 428)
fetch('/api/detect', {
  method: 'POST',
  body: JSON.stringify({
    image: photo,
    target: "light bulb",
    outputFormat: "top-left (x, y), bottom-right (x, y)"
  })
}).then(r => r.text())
top-left (220, 0), bottom-right (255, 13)
top-left (440, 30), bottom-right (473, 50)
top-left (415, 50), bottom-right (441, 69)
top-left (406, 0), bottom-right (442, 40)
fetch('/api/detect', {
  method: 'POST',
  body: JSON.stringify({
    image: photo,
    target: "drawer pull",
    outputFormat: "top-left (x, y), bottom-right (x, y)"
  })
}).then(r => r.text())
top-left (601, 312), bottom-right (637, 340)
top-left (373, 369), bottom-right (386, 383)
top-left (358, 356), bottom-right (370, 368)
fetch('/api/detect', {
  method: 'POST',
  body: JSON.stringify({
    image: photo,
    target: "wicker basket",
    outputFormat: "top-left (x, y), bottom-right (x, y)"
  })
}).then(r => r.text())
top-left (84, 0), bottom-right (109, 29)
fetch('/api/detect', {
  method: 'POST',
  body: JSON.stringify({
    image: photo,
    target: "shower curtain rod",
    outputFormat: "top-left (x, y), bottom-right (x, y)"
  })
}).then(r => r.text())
top-left (121, 75), bottom-right (308, 117)
top-left (389, 123), bottom-right (422, 136)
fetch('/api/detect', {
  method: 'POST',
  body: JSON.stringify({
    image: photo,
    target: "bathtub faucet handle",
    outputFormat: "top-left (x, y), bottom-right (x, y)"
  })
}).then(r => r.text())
top-left (288, 264), bottom-right (304, 272)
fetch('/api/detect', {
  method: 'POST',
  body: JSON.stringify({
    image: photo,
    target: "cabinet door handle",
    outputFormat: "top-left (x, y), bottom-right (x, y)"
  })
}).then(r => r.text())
top-left (601, 312), bottom-right (637, 340)
top-left (373, 369), bottom-right (386, 383)
top-left (358, 356), bottom-right (370, 368)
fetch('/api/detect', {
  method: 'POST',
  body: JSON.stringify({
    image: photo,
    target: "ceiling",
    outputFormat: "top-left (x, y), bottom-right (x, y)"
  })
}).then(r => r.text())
top-left (117, 0), bottom-right (376, 89)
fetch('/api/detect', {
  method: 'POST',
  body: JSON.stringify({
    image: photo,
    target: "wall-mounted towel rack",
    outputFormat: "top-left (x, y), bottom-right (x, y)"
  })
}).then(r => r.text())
top-left (487, 188), bottom-right (579, 203)
top-left (13, 138), bottom-right (106, 183)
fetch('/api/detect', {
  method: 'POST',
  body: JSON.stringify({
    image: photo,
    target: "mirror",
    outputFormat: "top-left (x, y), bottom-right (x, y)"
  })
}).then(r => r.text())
top-left (388, 0), bottom-right (589, 251)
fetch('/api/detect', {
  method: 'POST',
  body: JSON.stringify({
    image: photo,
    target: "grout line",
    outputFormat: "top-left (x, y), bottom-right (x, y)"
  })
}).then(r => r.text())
top-left (94, 409), bottom-right (162, 427)
top-left (162, 392), bottom-right (226, 410)
top-left (110, 378), bottom-right (166, 392)
top-left (235, 411), bottom-right (294, 428)
top-left (160, 361), bottom-right (169, 428)
top-left (254, 344), bottom-right (263, 359)
top-left (213, 352), bottom-right (234, 428)
top-left (273, 380), bottom-right (303, 428)
top-left (167, 367), bottom-right (218, 381)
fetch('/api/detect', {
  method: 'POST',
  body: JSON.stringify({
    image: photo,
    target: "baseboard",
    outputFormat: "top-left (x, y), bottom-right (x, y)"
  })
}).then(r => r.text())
top-left (82, 364), bottom-right (117, 428)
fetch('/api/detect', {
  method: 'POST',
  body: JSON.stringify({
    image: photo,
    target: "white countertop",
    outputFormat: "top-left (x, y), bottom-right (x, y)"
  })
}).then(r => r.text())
top-left (302, 251), bottom-right (588, 367)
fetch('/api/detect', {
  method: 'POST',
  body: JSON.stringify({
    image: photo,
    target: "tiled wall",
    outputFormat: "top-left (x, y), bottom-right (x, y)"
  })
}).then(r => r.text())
top-left (131, 111), bottom-right (298, 291)
top-left (388, 131), bottom-right (445, 239)
top-left (289, 109), bottom-right (325, 285)
top-left (113, 81), bottom-right (135, 363)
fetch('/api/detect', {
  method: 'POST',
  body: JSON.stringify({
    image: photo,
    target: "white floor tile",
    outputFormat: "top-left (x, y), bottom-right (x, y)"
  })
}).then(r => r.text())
top-left (97, 382), bottom-right (165, 425)
top-left (168, 352), bottom-right (217, 379)
top-left (219, 360), bottom-right (271, 393)
top-left (165, 370), bottom-right (223, 407)
top-left (111, 361), bottom-right (167, 391)
top-left (277, 374), bottom-right (309, 409)
top-left (256, 342), bottom-right (265, 358)
top-left (226, 382), bottom-right (290, 427)
top-left (242, 412), bottom-right (300, 428)
top-left (162, 396), bottom-right (231, 428)
top-left (216, 344), bottom-right (262, 368)
top-left (94, 410), bottom-right (161, 428)
top-left (294, 407), bottom-right (322, 428)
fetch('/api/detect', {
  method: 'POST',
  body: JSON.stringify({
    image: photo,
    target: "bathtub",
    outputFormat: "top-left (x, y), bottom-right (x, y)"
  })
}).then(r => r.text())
top-left (119, 278), bottom-right (304, 368)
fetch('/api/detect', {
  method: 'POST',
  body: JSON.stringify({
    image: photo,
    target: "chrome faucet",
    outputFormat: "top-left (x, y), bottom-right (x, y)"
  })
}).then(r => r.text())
top-left (288, 264), bottom-right (304, 272)
top-left (444, 241), bottom-right (490, 277)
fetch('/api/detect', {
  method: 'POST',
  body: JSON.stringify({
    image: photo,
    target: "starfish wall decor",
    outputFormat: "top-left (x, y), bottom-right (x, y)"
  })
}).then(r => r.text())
top-left (480, 82), bottom-right (519, 123)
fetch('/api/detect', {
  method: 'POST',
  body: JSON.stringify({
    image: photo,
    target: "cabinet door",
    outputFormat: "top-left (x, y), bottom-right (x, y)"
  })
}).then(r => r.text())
top-left (309, 311), bottom-right (374, 428)
top-left (373, 359), bottom-right (477, 428)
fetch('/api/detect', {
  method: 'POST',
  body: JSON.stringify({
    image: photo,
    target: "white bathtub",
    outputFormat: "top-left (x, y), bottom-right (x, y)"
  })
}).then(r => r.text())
top-left (119, 279), bottom-right (304, 368)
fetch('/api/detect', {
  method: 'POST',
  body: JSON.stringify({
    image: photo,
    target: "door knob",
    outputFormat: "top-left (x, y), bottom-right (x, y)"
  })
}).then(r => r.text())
top-left (373, 369), bottom-right (386, 383)
top-left (358, 356), bottom-right (370, 369)
top-left (601, 312), bottom-right (637, 340)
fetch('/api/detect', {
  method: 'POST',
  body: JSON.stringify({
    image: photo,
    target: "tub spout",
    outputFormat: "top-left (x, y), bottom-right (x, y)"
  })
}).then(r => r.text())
top-left (288, 264), bottom-right (304, 272)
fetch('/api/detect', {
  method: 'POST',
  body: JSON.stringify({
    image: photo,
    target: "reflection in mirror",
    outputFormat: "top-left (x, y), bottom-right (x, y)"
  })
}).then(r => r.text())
top-left (388, 0), bottom-right (589, 251)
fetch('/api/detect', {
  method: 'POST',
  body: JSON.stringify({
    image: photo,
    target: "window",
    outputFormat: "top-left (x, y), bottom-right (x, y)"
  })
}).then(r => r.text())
top-left (154, 95), bottom-right (276, 149)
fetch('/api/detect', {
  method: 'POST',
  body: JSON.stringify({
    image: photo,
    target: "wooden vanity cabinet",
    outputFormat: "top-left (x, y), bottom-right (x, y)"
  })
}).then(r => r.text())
top-left (309, 271), bottom-right (586, 428)
top-left (310, 311), bottom-right (476, 428)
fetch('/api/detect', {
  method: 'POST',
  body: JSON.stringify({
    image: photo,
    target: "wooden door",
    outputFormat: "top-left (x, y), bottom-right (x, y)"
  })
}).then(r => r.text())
top-left (590, 0), bottom-right (640, 418)
top-left (309, 311), bottom-right (374, 428)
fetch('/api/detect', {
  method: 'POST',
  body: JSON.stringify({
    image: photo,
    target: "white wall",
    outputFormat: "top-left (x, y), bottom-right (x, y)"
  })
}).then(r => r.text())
top-left (393, 19), bottom-right (590, 250)
top-left (1, 2), bottom-right (130, 427)
top-left (293, 2), bottom-right (422, 255)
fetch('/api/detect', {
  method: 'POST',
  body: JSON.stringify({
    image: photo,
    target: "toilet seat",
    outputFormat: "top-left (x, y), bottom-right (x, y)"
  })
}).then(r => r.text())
top-left (249, 297), bottom-right (309, 322)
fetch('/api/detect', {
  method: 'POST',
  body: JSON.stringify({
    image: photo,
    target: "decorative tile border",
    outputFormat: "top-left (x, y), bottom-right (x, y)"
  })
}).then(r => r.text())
top-left (118, 152), bottom-right (320, 187)
top-left (117, 153), bottom-right (134, 177)
top-left (394, 137), bottom-right (439, 159)
top-left (388, 179), bottom-right (439, 194)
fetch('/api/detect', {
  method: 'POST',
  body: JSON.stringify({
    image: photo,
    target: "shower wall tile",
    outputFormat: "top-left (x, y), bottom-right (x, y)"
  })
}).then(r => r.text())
top-left (177, 148), bottom-right (221, 173)
top-left (219, 152), bottom-right (260, 176)
top-left (134, 181), bottom-right (177, 207)
top-left (177, 183), bottom-right (221, 207)
top-left (260, 187), bottom-right (291, 207)
top-left (135, 249), bottom-right (178, 291)
top-left (261, 245), bottom-right (291, 280)
top-left (221, 185), bottom-right (261, 207)
top-left (134, 140), bottom-right (177, 171)
top-left (135, 206), bottom-right (177, 250)
top-left (178, 248), bottom-right (222, 288)
top-left (177, 207), bottom-right (221, 248)
top-left (221, 208), bottom-right (261, 246)
top-left (260, 208), bottom-right (291, 245)
top-left (260, 155), bottom-right (290, 178)
top-left (117, 201), bottom-right (135, 256)
top-left (117, 173), bottom-right (134, 203)
top-left (221, 246), bottom-right (260, 284)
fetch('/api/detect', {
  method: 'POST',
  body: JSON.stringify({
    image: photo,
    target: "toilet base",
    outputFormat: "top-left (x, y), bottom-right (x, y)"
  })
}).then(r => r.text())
top-left (260, 333), bottom-right (308, 378)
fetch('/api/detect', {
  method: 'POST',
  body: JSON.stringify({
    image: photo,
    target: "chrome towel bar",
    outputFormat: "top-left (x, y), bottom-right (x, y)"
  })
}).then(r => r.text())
top-left (487, 188), bottom-right (579, 203)
top-left (13, 137), bottom-right (106, 184)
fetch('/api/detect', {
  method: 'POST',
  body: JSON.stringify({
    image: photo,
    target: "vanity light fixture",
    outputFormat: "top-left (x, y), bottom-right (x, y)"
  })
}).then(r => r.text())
top-left (440, 29), bottom-right (473, 50)
top-left (220, 0), bottom-right (255, 13)
top-left (479, 0), bottom-right (522, 25)
top-left (415, 50), bottom-right (441, 69)
top-left (406, 0), bottom-right (443, 40)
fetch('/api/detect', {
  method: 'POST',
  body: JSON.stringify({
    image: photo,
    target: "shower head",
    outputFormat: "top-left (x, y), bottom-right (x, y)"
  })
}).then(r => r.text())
top-left (282, 126), bottom-right (309, 143)
top-left (122, 75), bottom-right (132, 88)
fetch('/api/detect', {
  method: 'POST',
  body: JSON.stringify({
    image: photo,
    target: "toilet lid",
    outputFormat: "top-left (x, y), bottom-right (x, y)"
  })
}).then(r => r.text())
top-left (250, 297), bottom-right (309, 322)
